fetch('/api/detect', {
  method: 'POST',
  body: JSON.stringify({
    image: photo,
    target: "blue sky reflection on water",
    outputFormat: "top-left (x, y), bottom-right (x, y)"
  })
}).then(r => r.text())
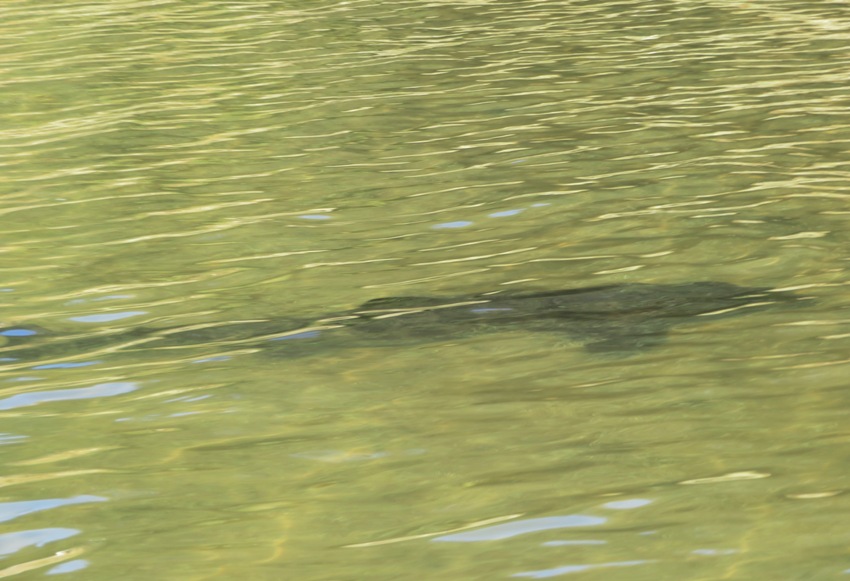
top-left (0, 329), bottom-right (39, 337)
top-left (0, 496), bottom-right (107, 524)
top-left (47, 559), bottom-right (90, 575)
top-left (432, 499), bottom-right (654, 543)
top-left (432, 515), bottom-right (607, 543)
top-left (31, 361), bottom-right (102, 370)
top-left (0, 528), bottom-right (80, 558)
top-left (68, 312), bottom-right (147, 323)
top-left (0, 382), bottom-right (138, 411)
top-left (513, 560), bottom-right (656, 578)
top-left (427, 500), bottom-right (663, 577)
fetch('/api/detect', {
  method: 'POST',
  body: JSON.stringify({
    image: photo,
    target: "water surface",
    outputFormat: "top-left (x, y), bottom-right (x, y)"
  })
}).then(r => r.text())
top-left (1, 0), bottom-right (849, 579)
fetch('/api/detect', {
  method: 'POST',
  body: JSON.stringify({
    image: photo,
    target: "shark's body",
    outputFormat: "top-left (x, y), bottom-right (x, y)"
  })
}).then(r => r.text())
top-left (0, 282), bottom-right (802, 363)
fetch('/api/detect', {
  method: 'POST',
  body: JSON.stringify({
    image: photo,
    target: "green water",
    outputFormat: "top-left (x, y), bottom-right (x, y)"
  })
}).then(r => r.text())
top-left (1, 0), bottom-right (849, 578)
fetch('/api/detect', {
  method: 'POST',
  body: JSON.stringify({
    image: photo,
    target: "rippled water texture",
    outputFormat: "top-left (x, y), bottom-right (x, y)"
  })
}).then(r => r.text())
top-left (1, 0), bottom-right (850, 579)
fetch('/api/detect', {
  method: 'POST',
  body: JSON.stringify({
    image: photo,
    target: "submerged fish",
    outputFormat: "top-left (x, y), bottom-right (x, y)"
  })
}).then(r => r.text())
top-left (0, 281), bottom-right (804, 362)
top-left (287, 281), bottom-right (803, 354)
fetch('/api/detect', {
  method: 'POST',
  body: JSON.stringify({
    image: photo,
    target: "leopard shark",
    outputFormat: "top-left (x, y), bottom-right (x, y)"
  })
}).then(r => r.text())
top-left (0, 281), bottom-right (804, 363)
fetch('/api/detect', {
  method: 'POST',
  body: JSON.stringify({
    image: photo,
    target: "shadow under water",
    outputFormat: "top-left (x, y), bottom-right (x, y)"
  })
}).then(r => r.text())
top-left (0, 281), bottom-right (807, 364)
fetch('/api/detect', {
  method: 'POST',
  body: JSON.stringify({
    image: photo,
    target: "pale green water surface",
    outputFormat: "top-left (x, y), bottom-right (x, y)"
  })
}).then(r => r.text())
top-left (1, 0), bottom-right (850, 579)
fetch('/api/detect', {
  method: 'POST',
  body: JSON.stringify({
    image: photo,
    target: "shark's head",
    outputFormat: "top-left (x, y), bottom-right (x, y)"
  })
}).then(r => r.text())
top-left (654, 282), bottom-right (806, 318)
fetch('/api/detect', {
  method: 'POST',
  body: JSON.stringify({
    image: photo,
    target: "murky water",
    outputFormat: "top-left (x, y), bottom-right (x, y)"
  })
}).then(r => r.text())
top-left (2, 0), bottom-right (849, 578)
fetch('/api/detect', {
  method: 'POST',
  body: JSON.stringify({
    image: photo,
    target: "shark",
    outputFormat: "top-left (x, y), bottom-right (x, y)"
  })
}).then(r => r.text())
top-left (0, 281), bottom-right (804, 364)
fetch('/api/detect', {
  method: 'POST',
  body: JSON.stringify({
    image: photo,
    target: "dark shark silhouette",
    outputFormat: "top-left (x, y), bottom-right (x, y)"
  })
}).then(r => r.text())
top-left (0, 282), bottom-right (803, 363)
